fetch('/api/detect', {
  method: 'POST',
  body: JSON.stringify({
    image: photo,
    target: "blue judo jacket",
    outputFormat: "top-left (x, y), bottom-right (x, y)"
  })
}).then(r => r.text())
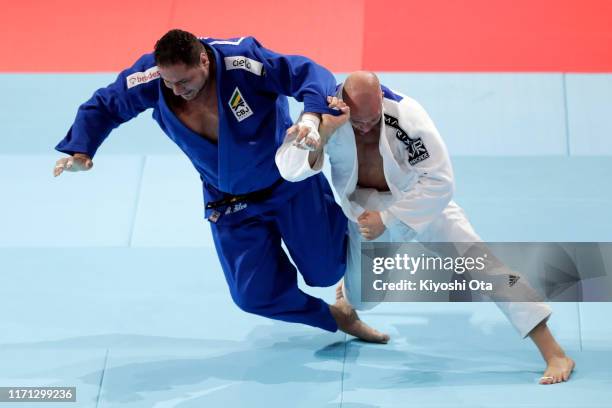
top-left (56, 36), bottom-right (337, 196)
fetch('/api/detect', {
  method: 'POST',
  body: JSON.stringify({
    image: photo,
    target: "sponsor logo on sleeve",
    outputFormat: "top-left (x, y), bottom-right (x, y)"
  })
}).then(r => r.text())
top-left (224, 56), bottom-right (264, 76)
top-left (228, 87), bottom-right (254, 122)
top-left (126, 66), bottom-right (160, 89)
top-left (384, 114), bottom-right (430, 165)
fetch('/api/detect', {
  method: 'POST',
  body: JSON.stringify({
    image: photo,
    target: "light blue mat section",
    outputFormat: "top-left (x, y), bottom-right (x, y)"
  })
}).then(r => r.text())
top-left (579, 302), bottom-right (612, 351)
top-left (6, 72), bottom-right (607, 156)
top-left (566, 74), bottom-right (612, 155)
top-left (451, 157), bottom-right (612, 241)
top-left (0, 248), bottom-right (248, 343)
top-left (95, 332), bottom-right (344, 407)
top-left (0, 348), bottom-right (107, 407)
top-left (341, 331), bottom-right (611, 408)
top-left (452, 156), bottom-right (612, 201)
top-left (455, 199), bottom-right (612, 242)
top-left (0, 155), bottom-right (143, 247)
top-left (129, 155), bottom-right (213, 248)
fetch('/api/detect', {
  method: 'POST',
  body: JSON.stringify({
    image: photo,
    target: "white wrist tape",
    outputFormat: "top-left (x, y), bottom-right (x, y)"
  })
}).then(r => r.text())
top-left (295, 113), bottom-right (321, 151)
top-left (300, 113), bottom-right (320, 128)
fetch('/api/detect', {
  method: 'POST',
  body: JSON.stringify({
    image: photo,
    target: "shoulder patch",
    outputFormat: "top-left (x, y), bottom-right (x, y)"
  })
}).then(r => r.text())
top-left (228, 87), bottom-right (254, 122)
top-left (224, 56), bottom-right (264, 76)
top-left (126, 66), bottom-right (160, 89)
top-left (384, 114), bottom-right (430, 165)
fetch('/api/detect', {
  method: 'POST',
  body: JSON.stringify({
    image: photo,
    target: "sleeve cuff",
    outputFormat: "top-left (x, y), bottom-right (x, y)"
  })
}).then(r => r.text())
top-left (275, 143), bottom-right (323, 182)
top-left (55, 142), bottom-right (94, 157)
top-left (380, 210), bottom-right (399, 229)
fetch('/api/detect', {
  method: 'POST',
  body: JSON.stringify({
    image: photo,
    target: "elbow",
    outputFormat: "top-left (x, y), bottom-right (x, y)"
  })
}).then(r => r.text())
top-left (446, 177), bottom-right (455, 201)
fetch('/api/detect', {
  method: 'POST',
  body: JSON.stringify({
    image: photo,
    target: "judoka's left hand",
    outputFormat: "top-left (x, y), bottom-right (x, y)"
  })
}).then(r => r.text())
top-left (358, 211), bottom-right (386, 240)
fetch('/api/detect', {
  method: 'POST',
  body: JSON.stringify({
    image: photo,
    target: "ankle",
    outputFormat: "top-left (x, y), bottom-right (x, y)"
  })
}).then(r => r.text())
top-left (542, 347), bottom-right (567, 362)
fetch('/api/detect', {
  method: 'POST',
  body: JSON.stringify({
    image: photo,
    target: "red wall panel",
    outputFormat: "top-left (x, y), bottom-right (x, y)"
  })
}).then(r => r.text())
top-left (362, 0), bottom-right (612, 72)
top-left (1, 0), bottom-right (610, 72)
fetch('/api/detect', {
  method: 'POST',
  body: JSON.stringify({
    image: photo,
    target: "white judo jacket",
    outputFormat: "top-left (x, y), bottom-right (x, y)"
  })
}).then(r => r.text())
top-left (276, 85), bottom-right (455, 236)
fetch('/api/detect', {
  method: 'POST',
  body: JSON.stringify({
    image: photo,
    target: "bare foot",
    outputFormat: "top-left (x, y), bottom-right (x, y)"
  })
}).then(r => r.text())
top-left (539, 355), bottom-right (575, 384)
top-left (330, 299), bottom-right (389, 344)
top-left (335, 281), bottom-right (344, 302)
top-left (529, 321), bottom-right (575, 385)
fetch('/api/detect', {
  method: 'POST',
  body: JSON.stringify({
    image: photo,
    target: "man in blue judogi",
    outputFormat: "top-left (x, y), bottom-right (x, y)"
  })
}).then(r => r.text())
top-left (53, 29), bottom-right (388, 343)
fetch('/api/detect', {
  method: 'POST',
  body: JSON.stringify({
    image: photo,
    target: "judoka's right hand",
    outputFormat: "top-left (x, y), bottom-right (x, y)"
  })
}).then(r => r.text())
top-left (288, 113), bottom-right (322, 151)
top-left (53, 153), bottom-right (93, 177)
top-left (358, 210), bottom-right (386, 240)
top-left (319, 96), bottom-right (350, 139)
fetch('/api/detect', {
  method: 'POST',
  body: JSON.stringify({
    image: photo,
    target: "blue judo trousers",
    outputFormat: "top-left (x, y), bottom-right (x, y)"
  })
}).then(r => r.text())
top-left (206, 174), bottom-right (347, 332)
top-left (56, 35), bottom-right (347, 332)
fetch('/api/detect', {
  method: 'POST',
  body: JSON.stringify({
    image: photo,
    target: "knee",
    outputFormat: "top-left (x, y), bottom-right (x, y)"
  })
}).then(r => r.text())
top-left (230, 291), bottom-right (270, 316)
top-left (310, 241), bottom-right (348, 288)
top-left (303, 260), bottom-right (345, 288)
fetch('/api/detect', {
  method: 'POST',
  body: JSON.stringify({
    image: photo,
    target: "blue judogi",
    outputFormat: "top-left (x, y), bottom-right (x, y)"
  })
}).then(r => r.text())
top-left (56, 36), bottom-right (347, 331)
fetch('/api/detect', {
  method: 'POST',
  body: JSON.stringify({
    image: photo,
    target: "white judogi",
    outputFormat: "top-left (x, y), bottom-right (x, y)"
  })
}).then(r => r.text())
top-left (276, 85), bottom-right (551, 338)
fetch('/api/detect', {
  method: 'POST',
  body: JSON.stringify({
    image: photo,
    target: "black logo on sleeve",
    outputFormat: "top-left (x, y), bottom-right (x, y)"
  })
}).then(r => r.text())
top-left (384, 114), bottom-right (430, 165)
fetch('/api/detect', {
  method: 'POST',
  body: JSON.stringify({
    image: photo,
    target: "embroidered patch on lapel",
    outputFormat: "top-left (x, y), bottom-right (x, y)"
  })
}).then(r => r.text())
top-left (228, 87), bottom-right (254, 122)
top-left (384, 114), bottom-right (430, 165)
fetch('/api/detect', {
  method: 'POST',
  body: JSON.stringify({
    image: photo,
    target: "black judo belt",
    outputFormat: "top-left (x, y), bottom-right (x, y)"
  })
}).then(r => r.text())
top-left (206, 178), bottom-right (284, 223)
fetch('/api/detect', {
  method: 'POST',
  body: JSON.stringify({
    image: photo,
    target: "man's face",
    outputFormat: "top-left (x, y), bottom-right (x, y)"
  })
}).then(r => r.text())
top-left (344, 89), bottom-right (383, 134)
top-left (158, 57), bottom-right (208, 101)
top-left (350, 107), bottom-right (382, 133)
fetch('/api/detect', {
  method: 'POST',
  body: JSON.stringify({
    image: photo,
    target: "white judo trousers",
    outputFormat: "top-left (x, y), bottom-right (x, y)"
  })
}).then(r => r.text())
top-left (344, 188), bottom-right (552, 338)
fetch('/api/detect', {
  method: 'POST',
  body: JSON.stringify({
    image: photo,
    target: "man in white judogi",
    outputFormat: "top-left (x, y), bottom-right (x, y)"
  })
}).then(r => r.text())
top-left (275, 71), bottom-right (575, 384)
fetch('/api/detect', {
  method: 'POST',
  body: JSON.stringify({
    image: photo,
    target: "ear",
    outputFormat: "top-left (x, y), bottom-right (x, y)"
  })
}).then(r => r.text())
top-left (200, 51), bottom-right (209, 67)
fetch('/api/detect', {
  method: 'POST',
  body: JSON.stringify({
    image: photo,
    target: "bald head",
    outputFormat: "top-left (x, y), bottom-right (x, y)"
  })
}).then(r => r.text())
top-left (343, 71), bottom-right (380, 101)
top-left (343, 71), bottom-right (383, 133)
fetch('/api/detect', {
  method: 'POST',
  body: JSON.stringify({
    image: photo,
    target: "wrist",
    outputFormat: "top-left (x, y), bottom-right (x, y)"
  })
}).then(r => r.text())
top-left (300, 113), bottom-right (321, 130)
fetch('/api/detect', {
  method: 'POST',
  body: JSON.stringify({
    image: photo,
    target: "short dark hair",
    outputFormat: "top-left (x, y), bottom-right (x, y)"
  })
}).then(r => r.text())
top-left (154, 29), bottom-right (204, 67)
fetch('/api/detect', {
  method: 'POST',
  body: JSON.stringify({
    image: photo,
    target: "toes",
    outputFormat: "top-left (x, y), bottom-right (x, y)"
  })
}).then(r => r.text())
top-left (539, 376), bottom-right (553, 385)
top-left (373, 332), bottom-right (390, 344)
top-left (375, 329), bottom-right (390, 344)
